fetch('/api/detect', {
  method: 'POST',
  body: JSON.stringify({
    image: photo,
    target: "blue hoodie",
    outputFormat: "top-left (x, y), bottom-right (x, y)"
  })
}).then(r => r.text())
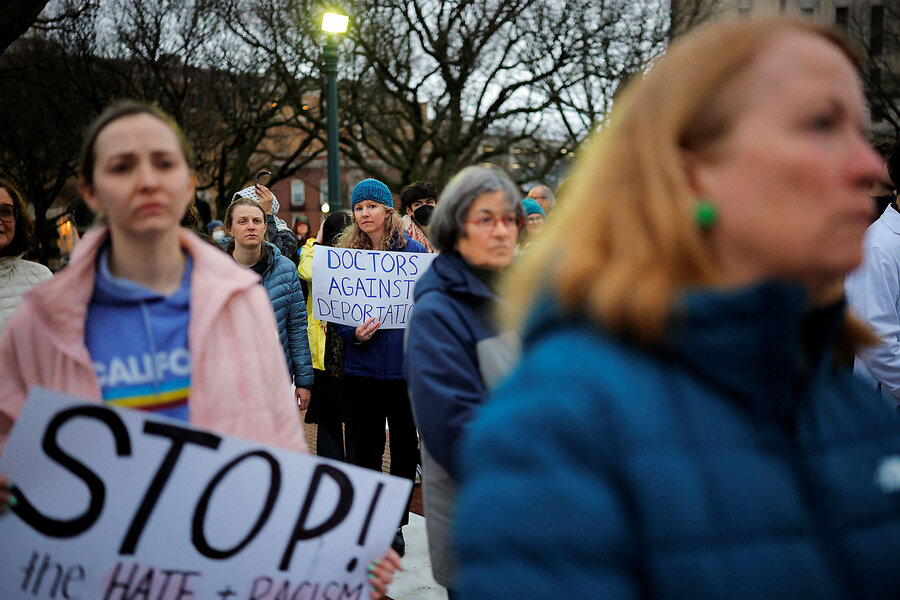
top-left (84, 245), bottom-right (192, 421)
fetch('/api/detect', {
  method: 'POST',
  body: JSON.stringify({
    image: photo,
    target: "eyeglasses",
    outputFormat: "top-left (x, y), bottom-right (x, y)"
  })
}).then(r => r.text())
top-left (466, 213), bottom-right (523, 232)
top-left (0, 205), bottom-right (18, 223)
top-left (526, 215), bottom-right (544, 223)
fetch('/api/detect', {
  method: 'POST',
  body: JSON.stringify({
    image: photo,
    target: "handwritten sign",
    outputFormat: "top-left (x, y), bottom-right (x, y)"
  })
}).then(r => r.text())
top-left (0, 387), bottom-right (412, 600)
top-left (311, 248), bottom-right (436, 329)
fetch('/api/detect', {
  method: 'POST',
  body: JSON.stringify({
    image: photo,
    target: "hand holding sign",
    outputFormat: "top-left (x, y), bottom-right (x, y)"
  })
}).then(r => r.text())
top-left (312, 247), bottom-right (436, 329)
top-left (0, 388), bottom-right (412, 600)
top-left (354, 317), bottom-right (382, 342)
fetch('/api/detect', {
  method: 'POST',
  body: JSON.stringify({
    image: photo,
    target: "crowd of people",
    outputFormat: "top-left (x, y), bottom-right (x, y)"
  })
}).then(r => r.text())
top-left (3, 15), bottom-right (900, 599)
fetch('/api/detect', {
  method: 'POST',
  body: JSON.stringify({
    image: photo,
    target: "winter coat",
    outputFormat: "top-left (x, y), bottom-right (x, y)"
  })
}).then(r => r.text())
top-left (0, 227), bottom-right (307, 455)
top-left (298, 238), bottom-right (325, 371)
top-left (259, 242), bottom-right (313, 388)
top-left (0, 254), bottom-right (52, 334)
top-left (456, 282), bottom-right (900, 599)
top-left (405, 250), bottom-right (517, 587)
top-left (335, 234), bottom-right (427, 381)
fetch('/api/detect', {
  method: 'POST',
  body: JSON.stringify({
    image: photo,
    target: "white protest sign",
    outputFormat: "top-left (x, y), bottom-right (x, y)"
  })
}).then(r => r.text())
top-left (0, 387), bottom-right (412, 600)
top-left (311, 247), bottom-right (436, 329)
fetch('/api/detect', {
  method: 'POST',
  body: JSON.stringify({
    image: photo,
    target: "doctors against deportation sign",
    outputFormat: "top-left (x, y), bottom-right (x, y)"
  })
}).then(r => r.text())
top-left (0, 388), bottom-right (412, 600)
top-left (312, 248), bottom-right (436, 329)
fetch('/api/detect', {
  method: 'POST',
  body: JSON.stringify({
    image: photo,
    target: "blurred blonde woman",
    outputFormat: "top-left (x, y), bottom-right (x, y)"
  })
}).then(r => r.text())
top-left (455, 19), bottom-right (900, 598)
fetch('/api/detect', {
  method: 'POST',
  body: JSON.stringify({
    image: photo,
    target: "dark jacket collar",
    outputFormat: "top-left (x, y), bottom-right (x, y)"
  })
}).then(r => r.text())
top-left (414, 251), bottom-right (497, 304)
top-left (525, 281), bottom-right (848, 425)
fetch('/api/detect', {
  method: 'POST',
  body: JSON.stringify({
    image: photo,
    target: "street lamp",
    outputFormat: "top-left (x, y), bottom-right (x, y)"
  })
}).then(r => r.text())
top-left (322, 12), bottom-right (348, 210)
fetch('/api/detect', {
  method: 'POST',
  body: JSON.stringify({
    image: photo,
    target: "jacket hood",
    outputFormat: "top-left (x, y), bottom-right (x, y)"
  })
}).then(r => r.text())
top-left (24, 227), bottom-right (261, 348)
top-left (524, 281), bottom-right (849, 426)
top-left (414, 251), bottom-right (497, 304)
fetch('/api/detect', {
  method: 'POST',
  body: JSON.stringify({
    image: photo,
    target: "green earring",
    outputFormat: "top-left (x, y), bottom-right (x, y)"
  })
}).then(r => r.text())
top-left (694, 198), bottom-right (718, 229)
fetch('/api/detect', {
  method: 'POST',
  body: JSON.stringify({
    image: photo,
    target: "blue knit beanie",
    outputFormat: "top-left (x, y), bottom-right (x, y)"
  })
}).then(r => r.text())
top-left (522, 198), bottom-right (546, 218)
top-left (351, 179), bottom-right (393, 209)
top-left (206, 219), bottom-right (224, 234)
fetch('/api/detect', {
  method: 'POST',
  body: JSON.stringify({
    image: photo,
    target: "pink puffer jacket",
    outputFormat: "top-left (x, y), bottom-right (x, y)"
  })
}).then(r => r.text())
top-left (0, 227), bottom-right (307, 455)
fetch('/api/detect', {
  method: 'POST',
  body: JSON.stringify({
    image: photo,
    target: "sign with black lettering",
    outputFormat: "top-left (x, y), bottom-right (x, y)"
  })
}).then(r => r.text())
top-left (311, 248), bottom-right (436, 329)
top-left (0, 387), bottom-right (412, 600)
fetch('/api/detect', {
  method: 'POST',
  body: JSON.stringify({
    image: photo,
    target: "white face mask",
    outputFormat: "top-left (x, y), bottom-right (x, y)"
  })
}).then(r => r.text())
top-left (212, 229), bottom-right (226, 241)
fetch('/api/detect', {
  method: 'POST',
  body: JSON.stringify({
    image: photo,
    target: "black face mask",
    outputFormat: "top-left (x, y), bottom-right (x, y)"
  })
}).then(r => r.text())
top-left (413, 204), bottom-right (435, 227)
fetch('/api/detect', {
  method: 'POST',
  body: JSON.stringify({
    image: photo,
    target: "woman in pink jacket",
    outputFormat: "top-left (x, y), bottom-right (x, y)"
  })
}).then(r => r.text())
top-left (0, 102), bottom-right (399, 598)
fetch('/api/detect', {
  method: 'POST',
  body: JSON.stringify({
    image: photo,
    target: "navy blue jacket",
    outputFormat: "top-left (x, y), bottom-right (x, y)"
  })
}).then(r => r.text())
top-left (456, 282), bottom-right (900, 599)
top-left (260, 243), bottom-right (313, 388)
top-left (336, 234), bottom-right (426, 380)
top-left (405, 251), bottom-right (514, 480)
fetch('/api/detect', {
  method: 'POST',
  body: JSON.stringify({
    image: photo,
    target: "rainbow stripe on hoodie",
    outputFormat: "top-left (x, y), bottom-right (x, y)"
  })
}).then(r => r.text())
top-left (84, 245), bottom-right (192, 421)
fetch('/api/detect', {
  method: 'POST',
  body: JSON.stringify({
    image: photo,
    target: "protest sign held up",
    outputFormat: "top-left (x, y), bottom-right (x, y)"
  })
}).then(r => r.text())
top-left (0, 387), bottom-right (412, 600)
top-left (312, 247), bottom-right (436, 329)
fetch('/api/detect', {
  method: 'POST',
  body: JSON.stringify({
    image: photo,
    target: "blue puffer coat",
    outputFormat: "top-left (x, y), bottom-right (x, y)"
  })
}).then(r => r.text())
top-left (260, 242), bottom-right (313, 388)
top-left (336, 233), bottom-right (426, 381)
top-left (456, 282), bottom-right (900, 599)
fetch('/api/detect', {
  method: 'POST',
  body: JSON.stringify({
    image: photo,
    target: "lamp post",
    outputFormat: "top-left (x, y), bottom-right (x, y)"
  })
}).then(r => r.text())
top-left (322, 12), bottom-right (348, 211)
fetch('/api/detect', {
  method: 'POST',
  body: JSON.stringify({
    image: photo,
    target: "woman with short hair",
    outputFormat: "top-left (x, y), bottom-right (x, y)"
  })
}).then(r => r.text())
top-left (455, 19), bottom-right (900, 598)
top-left (405, 165), bottom-right (522, 598)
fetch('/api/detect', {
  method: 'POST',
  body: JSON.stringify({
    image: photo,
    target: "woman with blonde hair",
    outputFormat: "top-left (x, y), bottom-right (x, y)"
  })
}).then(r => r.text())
top-left (336, 178), bottom-right (426, 556)
top-left (455, 19), bottom-right (900, 598)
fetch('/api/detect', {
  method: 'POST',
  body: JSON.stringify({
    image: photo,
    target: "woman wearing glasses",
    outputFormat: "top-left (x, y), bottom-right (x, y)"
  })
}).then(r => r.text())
top-left (336, 178), bottom-right (426, 556)
top-left (0, 180), bottom-right (52, 334)
top-left (404, 165), bottom-right (522, 598)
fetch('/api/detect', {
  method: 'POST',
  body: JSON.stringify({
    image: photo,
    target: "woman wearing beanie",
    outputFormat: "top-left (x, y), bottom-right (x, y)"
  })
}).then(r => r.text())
top-left (517, 197), bottom-right (545, 253)
top-left (336, 178), bottom-right (426, 557)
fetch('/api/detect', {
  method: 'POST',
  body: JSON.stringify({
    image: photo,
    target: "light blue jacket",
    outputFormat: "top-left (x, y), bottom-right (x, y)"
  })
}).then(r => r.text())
top-left (260, 242), bottom-right (313, 388)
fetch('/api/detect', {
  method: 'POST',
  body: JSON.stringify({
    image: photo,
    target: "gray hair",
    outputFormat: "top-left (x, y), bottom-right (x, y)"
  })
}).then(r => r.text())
top-left (429, 165), bottom-right (523, 251)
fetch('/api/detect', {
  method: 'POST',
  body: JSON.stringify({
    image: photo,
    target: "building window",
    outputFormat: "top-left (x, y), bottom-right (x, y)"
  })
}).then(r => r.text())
top-left (290, 180), bottom-right (305, 209)
top-left (835, 6), bottom-right (848, 30)
top-left (870, 67), bottom-right (884, 122)
top-left (800, 7), bottom-right (814, 18)
top-left (871, 5), bottom-right (884, 56)
top-left (319, 180), bottom-right (329, 209)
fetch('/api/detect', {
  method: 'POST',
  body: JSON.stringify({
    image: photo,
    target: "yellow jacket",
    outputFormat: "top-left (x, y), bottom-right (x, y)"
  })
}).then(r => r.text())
top-left (298, 238), bottom-right (326, 370)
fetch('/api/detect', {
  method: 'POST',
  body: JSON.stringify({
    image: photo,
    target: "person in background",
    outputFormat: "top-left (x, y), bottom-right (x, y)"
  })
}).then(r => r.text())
top-left (455, 19), bottom-right (900, 598)
top-left (526, 183), bottom-right (555, 213)
top-left (299, 210), bottom-right (354, 461)
top-left (337, 178), bottom-right (426, 557)
top-left (868, 138), bottom-right (897, 218)
top-left (518, 197), bottom-right (545, 253)
top-left (0, 179), bottom-right (52, 334)
top-left (294, 215), bottom-right (311, 245)
top-left (400, 181), bottom-right (438, 253)
top-left (847, 138), bottom-right (900, 404)
top-left (207, 219), bottom-right (226, 243)
top-left (0, 102), bottom-right (400, 600)
top-left (225, 196), bottom-right (313, 411)
top-left (405, 165), bottom-right (521, 599)
top-left (231, 183), bottom-right (298, 260)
